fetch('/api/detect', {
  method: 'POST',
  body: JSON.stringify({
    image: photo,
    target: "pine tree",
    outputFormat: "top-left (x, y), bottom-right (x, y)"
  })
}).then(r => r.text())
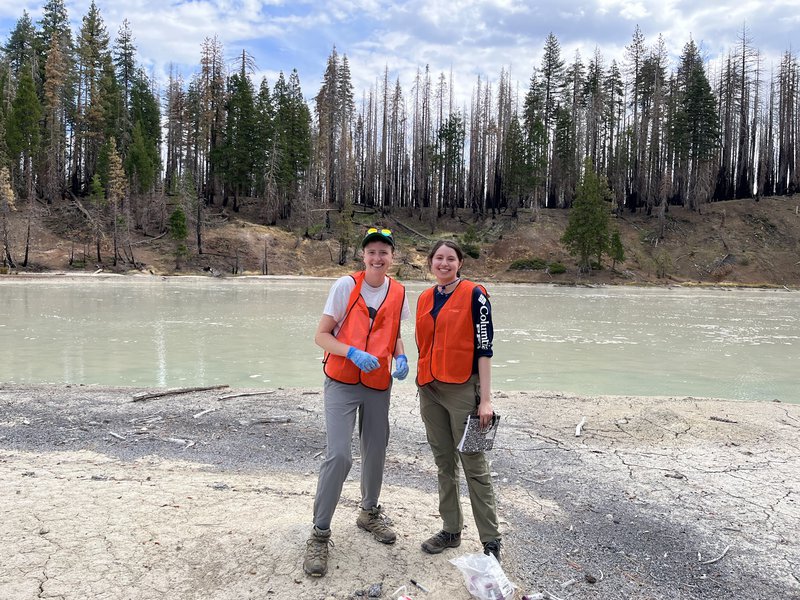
top-left (38, 1), bottom-right (75, 201)
top-left (501, 114), bottom-right (530, 217)
top-left (73, 1), bottom-right (113, 194)
top-left (4, 12), bottom-right (37, 78)
top-left (561, 158), bottom-right (612, 271)
top-left (42, 34), bottom-right (68, 203)
top-left (624, 25), bottom-right (646, 210)
top-left (6, 67), bottom-right (42, 200)
top-left (254, 77), bottom-right (275, 200)
top-left (126, 121), bottom-right (155, 193)
top-left (221, 52), bottom-right (257, 210)
top-left (129, 70), bottom-right (160, 189)
top-left (106, 137), bottom-right (126, 265)
top-left (163, 67), bottom-right (185, 194)
top-left (0, 165), bottom-right (16, 268)
top-left (434, 111), bottom-right (465, 216)
top-left (538, 33), bottom-right (566, 206)
top-left (673, 38), bottom-right (719, 208)
top-left (604, 60), bottom-right (625, 211)
top-left (113, 18), bottom-right (136, 153)
top-left (197, 35), bottom-right (226, 205)
top-left (168, 204), bottom-right (188, 269)
top-left (523, 70), bottom-right (549, 211)
top-left (271, 70), bottom-right (311, 221)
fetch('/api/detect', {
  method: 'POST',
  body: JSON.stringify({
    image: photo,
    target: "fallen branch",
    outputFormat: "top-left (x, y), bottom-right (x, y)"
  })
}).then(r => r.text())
top-left (575, 416), bottom-right (587, 437)
top-left (699, 545), bottom-right (731, 565)
top-left (68, 192), bottom-right (94, 223)
top-left (709, 416), bottom-right (738, 424)
top-left (250, 416), bottom-right (291, 425)
top-left (524, 591), bottom-right (565, 600)
top-left (108, 431), bottom-right (126, 441)
top-left (218, 390), bottom-right (276, 400)
top-left (132, 384), bottom-right (229, 402)
top-left (393, 219), bottom-right (433, 242)
top-left (131, 231), bottom-right (167, 245)
top-left (193, 407), bottom-right (220, 419)
top-left (130, 414), bottom-right (163, 425)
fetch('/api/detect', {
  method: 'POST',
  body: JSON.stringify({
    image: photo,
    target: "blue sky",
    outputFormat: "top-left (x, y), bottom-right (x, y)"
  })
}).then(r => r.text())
top-left (1, 0), bottom-right (798, 108)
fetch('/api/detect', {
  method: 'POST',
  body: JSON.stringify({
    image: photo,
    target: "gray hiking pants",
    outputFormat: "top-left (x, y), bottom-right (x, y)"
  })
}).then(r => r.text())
top-left (312, 377), bottom-right (391, 531)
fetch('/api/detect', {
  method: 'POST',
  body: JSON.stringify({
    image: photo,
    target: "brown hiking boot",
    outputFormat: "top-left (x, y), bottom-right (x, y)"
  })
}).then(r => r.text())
top-left (356, 505), bottom-right (397, 544)
top-left (421, 529), bottom-right (461, 554)
top-left (303, 526), bottom-right (333, 577)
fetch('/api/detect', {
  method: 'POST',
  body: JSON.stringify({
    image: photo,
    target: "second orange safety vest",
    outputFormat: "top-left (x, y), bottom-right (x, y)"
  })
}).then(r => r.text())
top-left (415, 280), bottom-right (485, 386)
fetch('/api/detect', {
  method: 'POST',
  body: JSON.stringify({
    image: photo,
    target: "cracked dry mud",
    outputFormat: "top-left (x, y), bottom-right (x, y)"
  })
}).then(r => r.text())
top-left (1, 384), bottom-right (798, 600)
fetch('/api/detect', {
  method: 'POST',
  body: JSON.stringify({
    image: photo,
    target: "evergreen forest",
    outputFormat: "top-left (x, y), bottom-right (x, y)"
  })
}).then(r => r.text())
top-left (1, 1), bottom-right (799, 271)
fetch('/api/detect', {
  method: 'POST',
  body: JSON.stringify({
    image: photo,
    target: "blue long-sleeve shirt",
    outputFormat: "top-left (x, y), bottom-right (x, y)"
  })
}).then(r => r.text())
top-left (430, 284), bottom-right (494, 374)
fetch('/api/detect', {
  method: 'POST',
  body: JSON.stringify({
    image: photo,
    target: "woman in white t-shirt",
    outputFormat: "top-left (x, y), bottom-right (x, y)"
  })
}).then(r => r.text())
top-left (303, 227), bottom-right (411, 578)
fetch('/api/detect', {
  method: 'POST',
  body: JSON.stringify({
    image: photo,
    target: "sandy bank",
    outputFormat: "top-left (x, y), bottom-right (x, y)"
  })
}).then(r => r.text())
top-left (1, 384), bottom-right (798, 599)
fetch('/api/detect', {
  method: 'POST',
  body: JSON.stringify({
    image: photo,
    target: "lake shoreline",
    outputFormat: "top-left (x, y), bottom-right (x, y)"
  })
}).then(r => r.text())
top-left (2, 268), bottom-right (799, 290)
top-left (2, 383), bottom-right (798, 599)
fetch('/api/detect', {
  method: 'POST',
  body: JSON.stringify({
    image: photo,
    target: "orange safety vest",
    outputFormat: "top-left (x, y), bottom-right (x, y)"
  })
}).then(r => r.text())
top-left (323, 271), bottom-right (406, 390)
top-left (415, 280), bottom-right (485, 386)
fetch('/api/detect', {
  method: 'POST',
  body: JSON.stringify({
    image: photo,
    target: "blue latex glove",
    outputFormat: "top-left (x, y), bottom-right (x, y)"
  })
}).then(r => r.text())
top-left (392, 354), bottom-right (409, 380)
top-left (347, 346), bottom-right (379, 373)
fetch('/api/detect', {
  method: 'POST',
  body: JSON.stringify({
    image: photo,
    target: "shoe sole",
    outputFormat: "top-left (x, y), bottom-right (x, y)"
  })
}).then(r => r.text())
top-left (303, 562), bottom-right (327, 577)
top-left (357, 520), bottom-right (396, 544)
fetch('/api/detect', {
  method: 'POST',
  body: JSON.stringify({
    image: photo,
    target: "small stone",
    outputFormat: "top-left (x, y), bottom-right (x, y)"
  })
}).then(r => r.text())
top-left (367, 583), bottom-right (382, 597)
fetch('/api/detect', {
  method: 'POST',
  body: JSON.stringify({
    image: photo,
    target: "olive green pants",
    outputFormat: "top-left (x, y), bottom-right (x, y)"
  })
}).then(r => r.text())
top-left (418, 376), bottom-right (500, 542)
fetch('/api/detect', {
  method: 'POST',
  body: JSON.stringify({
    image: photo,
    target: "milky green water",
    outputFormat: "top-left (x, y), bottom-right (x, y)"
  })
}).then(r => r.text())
top-left (1, 277), bottom-right (797, 402)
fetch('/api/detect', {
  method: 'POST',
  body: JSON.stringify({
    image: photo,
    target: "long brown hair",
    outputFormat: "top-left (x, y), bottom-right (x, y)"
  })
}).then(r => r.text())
top-left (427, 240), bottom-right (464, 277)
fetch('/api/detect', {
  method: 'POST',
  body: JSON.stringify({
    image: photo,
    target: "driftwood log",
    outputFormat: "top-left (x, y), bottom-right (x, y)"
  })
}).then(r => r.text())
top-left (132, 385), bottom-right (229, 402)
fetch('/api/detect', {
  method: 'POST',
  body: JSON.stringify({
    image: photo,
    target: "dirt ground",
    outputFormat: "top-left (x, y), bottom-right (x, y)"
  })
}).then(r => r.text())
top-left (1, 384), bottom-right (798, 600)
top-left (4, 194), bottom-right (800, 288)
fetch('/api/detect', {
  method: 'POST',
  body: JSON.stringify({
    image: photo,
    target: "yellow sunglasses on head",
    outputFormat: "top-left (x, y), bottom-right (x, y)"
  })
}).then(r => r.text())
top-left (367, 227), bottom-right (392, 235)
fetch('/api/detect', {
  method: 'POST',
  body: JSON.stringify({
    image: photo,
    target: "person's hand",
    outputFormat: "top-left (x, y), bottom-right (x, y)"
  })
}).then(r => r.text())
top-left (392, 354), bottom-right (408, 380)
top-left (347, 346), bottom-right (379, 373)
top-left (477, 398), bottom-right (494, 430)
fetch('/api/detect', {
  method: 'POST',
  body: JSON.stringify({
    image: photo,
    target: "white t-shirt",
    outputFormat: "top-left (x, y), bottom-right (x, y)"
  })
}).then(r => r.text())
top-left (323, 275), bottom-right (411, 335)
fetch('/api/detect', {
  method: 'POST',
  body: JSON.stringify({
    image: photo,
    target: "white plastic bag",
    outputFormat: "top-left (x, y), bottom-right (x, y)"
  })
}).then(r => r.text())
top-left (449, 552), bottom-right (516, 600)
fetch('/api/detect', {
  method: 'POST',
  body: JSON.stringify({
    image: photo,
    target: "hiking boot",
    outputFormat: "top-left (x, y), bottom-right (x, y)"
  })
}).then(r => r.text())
top-left (303, 526), bottom-right (333, 577)
top-left (483, 539), bottom-right (502, 563)
top-left (356, 505), bottom-right (397, 544)
top-left (421, 530), bottom-right (461, 554)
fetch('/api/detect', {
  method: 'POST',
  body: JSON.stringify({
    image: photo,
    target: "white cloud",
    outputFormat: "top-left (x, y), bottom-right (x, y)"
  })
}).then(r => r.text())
top-left (1, 0), bottom-right (797, 111)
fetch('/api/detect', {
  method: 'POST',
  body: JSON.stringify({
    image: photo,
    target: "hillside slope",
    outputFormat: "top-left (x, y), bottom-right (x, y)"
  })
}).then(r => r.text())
top-left (2, 195), bottom-right (799, 287)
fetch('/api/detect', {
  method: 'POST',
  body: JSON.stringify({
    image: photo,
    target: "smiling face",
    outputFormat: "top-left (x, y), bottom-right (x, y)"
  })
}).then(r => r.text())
top-left (429, 243), bottom-right (463, 286)
top-left (362, 240), bottom-right (394, 283)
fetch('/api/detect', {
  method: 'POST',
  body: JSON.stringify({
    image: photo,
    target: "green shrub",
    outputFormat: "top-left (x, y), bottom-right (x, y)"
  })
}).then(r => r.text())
top-left (509, 257), bottom-right (547, 270)
top-left (463, 243), bottom-right (480, 259)
top-left (306, 223), bottom-right (324, 237)
top-left (548, 262), bottom-right (566, 274)
top-left (461, 226), bottom-right (480, 258)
